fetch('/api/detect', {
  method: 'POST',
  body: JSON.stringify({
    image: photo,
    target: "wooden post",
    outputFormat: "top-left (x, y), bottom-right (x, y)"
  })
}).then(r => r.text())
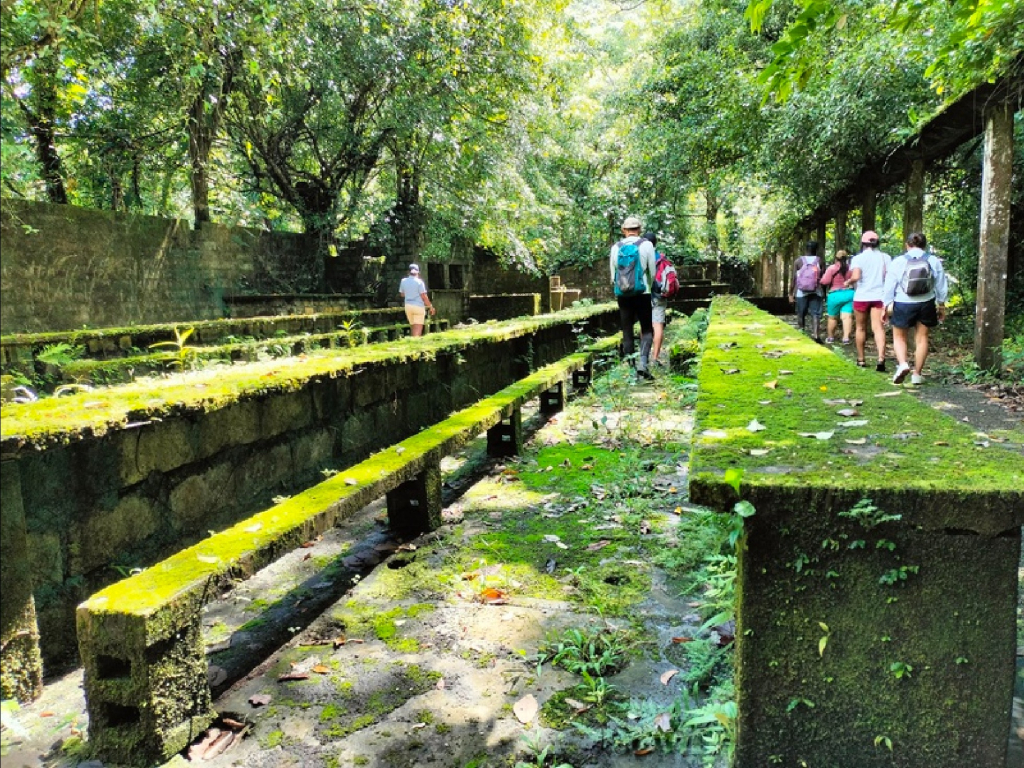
top-left (904, 158), bottom-right (925, 244)
top-left (861, 185), bottom-right (876, 233)
top-left (974, 100), bottom-right (1013, 372)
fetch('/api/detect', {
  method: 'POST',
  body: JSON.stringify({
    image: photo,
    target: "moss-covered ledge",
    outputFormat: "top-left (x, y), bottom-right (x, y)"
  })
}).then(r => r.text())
top-left (0, 303), bottom-right (614, 452)
top-left (76, 340), bottom-right (616, 765)
top-left (689, 295), bottom-right (1023, 768)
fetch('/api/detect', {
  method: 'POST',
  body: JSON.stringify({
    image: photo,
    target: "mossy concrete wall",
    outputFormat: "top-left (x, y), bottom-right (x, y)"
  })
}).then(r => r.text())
top-left (1, 307), bottom-right (617, 675)
top-left (0, 199), bottom-right (318, 334)
top-left (689, 296), bottom-right (1023, 767)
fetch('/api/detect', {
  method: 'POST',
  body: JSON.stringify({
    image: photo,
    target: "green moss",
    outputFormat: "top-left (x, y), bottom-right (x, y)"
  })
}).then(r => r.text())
top-left (261, 730), bottom-right (285, 749)
top-left (2, 303), bottom-right (616, 444)
top-left (691, 296), bottom-right (1024, 508)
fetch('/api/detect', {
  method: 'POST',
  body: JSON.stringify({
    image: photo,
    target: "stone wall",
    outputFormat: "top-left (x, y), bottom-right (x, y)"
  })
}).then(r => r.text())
top-left (467, 294), bottom-right (541, 321)
top-left (1, 308), bottom-right (618, 672)
top-left (0, 199), bottom-right (319, 334)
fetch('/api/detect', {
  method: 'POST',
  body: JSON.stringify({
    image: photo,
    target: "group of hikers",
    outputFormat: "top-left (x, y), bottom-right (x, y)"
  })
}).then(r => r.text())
top-left (401, 215), bottom-right (949, 388)
top-left (789, 230), bottom-right (949, 385)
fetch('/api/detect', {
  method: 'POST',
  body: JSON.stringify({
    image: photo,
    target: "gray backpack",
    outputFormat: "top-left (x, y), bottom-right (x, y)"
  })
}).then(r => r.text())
top-left (901, 254), bottom-right (934, 296)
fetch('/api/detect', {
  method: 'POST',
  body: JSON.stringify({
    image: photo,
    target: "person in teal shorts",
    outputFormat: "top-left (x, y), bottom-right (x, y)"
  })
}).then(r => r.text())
top-left (820, 250), bottom-right (854, 344)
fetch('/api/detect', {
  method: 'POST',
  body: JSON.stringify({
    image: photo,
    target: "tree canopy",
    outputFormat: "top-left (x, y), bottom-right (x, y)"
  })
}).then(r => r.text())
top-left (2, 0), bottom-right (1021, 278)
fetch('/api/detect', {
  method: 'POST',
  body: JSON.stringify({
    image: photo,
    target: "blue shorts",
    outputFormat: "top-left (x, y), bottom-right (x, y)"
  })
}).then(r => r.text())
top-left (826, 288), bottom-right (854, 317)
top-left (890, 300), bottom-right (938, 329)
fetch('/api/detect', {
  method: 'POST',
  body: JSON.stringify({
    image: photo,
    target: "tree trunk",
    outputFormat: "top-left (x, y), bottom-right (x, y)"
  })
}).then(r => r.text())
top-left (816, 220), bottom-right (827, 253)
top-left (903, 158), bottom-right (925, 244)
top-left (188, 97), bottom-right (212, 227)
top-left (835, 209), bottom-right (848, 253)
top-left (861, 185), bottom-right (876, 234)
top-left (974, 99), bottom-right (1013, 372)
top-left (24, 50), bottom-right (68, 204)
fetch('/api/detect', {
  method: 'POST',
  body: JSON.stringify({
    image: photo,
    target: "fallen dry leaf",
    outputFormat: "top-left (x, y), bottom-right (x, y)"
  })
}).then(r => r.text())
top-left (763, 380), bottom-right (778, 390)
top-left (746, 419), bottom-right (766, 432)
top-left (836, 408), bottom-right (860, 417)
top-left (586, 539), bottom-right (611, 551)
top-left (203, 729), bottom-right (235, 760)
top-left (513, 694), bottom-right (539, 724)
top-left (798, 431), bottom-right (834, 440)
top-left (312, 665), bottom-right (330, 675)
top-left (39, 711), bottom-right (54, 717)
top-left (478, 587), bottom-right (509, 604)
top-left (277, 672), bottom-right (310, 682)
top-left (635, 747), bottom-right (655, 755)
top-left (671, 636), bottom-right (693, 644)
top-left (248, 694), bottom-right (272, 707)
top-left (701, 429), bottom-right (729, 439)
top-left (221, 717), bottom-right (246, 730)
top-left (564, 697), bottom-right (592, 714)
top-left (844, 438), bottom-right (868, 445)
top-left (654, 712), bottom-right (673, 732)
top-left (749, 448), bottom-right (770, 456)
top-left (188, 729), bottom-right (221, 762)
top-left (436, 677), bottom-right (445, 690)
top-left (875, 391), bottom-right (902, 398)
top-left (660, 669), bottom-right (679, 685)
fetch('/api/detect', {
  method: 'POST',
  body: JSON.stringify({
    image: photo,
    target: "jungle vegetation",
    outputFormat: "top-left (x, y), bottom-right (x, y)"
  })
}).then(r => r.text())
top-left (2, 0), bottom-right (1021, 315)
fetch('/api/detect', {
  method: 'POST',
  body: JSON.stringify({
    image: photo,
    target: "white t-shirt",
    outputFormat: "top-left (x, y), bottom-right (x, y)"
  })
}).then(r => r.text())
top-left (849, 248), bottom-right (891, 302)
top-left (400, 275), bottom-right (427, 307)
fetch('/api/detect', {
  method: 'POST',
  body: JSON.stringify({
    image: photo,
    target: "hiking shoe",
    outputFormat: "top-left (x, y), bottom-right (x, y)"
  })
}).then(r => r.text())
top-left (637, 369), bottom-right (654, 381)
top-left (875, 361), bottom-right (886, 373)
top-left (856, 360), bottom-right (867, 367)
top-left (824, 337), bottom-right (835, 344)
top-left (892, 363), bottom-right (911, 385)
top-left (911, 373), bottom-right (924, 385)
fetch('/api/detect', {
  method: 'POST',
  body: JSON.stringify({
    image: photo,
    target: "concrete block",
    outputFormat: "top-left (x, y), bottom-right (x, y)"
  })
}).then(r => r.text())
top-left (386, 460), bottom-right (442, 534)
top-left (72, 494), bottom-right (161, 574)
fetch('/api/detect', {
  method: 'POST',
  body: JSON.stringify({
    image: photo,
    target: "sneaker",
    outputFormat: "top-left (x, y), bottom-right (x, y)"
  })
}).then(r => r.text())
top-left (841, 338), bottom-right (851, 345)
top-left (637, 369), bottom-right (654, 381)
top-left (875, 361), bottom-right (886, 373)
top-left (856, 360), bottom-right (867, 367)
top-left (824, 337), bottom-right (835, 344)
top-left (911, 373), bottom-right (924, 385)
top-left (892, 363), bottom-right (911, 385)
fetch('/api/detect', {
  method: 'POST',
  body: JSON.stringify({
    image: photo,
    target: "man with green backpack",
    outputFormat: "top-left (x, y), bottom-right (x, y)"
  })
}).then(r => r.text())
top-left (610, 215), bottom-right (657, 379)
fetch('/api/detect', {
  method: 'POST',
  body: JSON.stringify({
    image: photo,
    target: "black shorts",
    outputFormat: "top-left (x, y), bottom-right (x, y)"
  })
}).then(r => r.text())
top-left (890, 300), bottom-right (938, 329)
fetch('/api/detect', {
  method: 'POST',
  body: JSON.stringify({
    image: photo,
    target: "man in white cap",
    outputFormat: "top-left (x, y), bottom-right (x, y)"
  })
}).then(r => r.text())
top-left (610, 216), bottom-right (657, 379)
top-left (399, 263), bottom-right (435, 337)
top-left (845, 231), bottom-right (891, 371)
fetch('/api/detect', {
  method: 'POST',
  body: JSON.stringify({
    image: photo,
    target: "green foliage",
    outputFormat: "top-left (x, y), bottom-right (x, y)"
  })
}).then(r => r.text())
top-left (535, 626), bottom-right (631, 677)
top-left (36, 342), bottom-right (85, 367)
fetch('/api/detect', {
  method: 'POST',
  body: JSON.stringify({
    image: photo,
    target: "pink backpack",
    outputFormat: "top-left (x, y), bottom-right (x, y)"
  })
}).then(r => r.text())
top-left (795, 256), bottom-right (820, 293)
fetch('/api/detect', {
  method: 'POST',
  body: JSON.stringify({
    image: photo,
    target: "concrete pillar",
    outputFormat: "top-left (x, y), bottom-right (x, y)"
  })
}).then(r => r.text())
top-left (386, 460), bottom-right (442, 534)
top-left (78, 605), bottom-right (213, 766)
top-left (572, 363), bottom-right (593, 392)
top-left (539, 382), bottom-right (564, 415)
top-left (974, 98), bottom-right (1013, 372)
top-left (903, 157), bottom-right (925, 244)
top-left (487, 407), bottom-right (523, 457)
top-left (0, 460), bottom-right (43, 702)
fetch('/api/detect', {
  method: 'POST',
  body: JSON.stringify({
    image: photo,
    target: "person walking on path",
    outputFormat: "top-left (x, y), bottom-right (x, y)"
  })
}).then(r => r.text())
top-left (399, 263), bottom-right (435, 338)
top-left (610, 216), bottom-right (657, 379)
top-left (789, 241), bottom-right (824, 342)
top-left (645, 231), bottom-right (668, 366)
top-left (820, 250), bottom-right (854, 345)
top-left (883, 232), bottom-right (949, 385)
top-left (846, 231), bottom-right (891, 371)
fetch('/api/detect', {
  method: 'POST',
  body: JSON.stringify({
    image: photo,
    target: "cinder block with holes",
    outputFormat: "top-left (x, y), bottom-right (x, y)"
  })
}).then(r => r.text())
top-left (77, 599), bottom-right (214, 765)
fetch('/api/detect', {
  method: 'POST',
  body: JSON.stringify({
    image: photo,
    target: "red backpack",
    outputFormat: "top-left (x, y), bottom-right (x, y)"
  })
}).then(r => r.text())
top-left (653, 254), bottom-right (679, 298)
